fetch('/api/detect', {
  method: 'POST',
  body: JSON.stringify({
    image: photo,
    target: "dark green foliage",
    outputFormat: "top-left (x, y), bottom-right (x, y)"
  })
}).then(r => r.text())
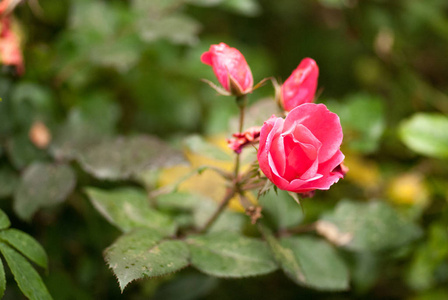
top-left (0, 0), bottom-right (447, 298)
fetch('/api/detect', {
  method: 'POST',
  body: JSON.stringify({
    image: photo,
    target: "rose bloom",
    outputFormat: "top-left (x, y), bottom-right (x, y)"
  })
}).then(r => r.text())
top-left (257, 103), bottom-right (345, 193)
top-left (201, 43), bottom-right (253, 96)
top-left (281, 58), bottom-right (318, 112)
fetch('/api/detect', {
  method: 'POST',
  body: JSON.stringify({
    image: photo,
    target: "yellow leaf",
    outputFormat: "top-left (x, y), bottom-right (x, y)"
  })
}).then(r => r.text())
top-left (158, 134), bottom-right (256, 212)
top-left (387, 173), bottom-right (429, 206)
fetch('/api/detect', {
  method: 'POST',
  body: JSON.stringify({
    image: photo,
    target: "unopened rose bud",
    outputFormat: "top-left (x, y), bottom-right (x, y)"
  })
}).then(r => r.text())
top-left (201, 43), bottom-right (253, 96)
top-left (29, 121), bottom-right (51, 149)
top-left (280, 58), bottom-right (319, 112)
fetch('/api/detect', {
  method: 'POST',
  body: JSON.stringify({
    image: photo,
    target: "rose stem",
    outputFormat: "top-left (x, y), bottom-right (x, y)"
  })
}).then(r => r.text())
top-left (234, 95), bottom-right (247, 179)
top-left (199, 95), bottom-right (247, 233)
top-left (198, 187), bottom-right (236, 233)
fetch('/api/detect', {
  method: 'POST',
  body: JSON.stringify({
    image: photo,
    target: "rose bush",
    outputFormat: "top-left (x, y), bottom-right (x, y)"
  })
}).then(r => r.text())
top-left (281, 58), bottom-right (318, 112)
top-left (201, 42), bottom-right (253, 96)
top-left (257, 103), bottom-right (345, 193)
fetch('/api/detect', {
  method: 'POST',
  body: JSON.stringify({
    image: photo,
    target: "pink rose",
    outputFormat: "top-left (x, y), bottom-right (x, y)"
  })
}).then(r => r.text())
top-left (281, 58), bottom-right (318, 112)
top-left (257, 103), bottom-right (345, 193)
top-left (201, 43), bottom-right (253, 96)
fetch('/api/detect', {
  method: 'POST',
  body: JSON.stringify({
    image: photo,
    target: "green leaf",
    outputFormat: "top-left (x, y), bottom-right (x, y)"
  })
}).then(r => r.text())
top-left (137, 13), bottom-right (201, 45)
top-left (152, 273), bottom-right (218, 300)
top-left (0, 229), bottom-right (48, 269)
top-left (399, 113), bottom-right (448, 158)
top-left (156, 192), bottom-right (205, 211)
top-left (131, 0), bottom-right (185, 17)
top-left (156, 192), bottom-right (205, 230)
top-left (319, 200), bottom-right (422, 252)
top-left (132, 1), bottom-right (201, 45)
top-left (78, 135), bottom-right (186, 180)
top-left (13, 163), bottom-right (76, 221)
top-left (193, 199), bottom-right (245, 233)
top-left (318, 0), bottom-right (349, 9)
top-left (326, 93), bottom-right (385, 154)
top-left (259, 224), bottom-right (305, 285)
top-left (259, 225), bottom-right (349, 291)
top-left (0, 256), bottom-right (4, 299)
top-left (186, 0), bottom-right (223, 6)
top-left (187, 231), bottom-right (277, 277)
top-left (280, 236), bottom-right (349, 291)
top-left (6, 133), bottom-right (48, 170)
top-left (0, 166), bottom-right (19, 198)
top-left (350, 253), bottom-right (381, 293)
top-left (0, 210), bottom-right (10, 230)
top-left (183, 135), bottom-right (231, 161)
top-left (104, 228), bottom-right (190, 292)
top-left (0, 242), bottom-right (52, 300)
top-left (85, 187), bottom-right (177, 236)
top-left (0, 81), bottom-right (14, 137)
top-left (406, 223), bottom-right (448, 290)
top-left (11, 83), bottom-right (56, 120)
top-left (89, 33), bottom-right (144, 72)
top-left (258, 189), bottom-right (304, 230)
top-left (221, 0), bottom-right (261, 16)
top-left (155, 192), bottom-right (244, 232)
top-left (67, 1), bottom-right (144, 72)
top-left (155, 192), bottom-right (246, 232)
top-left (51, 93), bottom-right (120, 160)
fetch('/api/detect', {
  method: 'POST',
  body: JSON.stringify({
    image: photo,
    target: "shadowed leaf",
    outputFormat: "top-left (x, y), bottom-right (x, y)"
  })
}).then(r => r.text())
top-left (319, 200), bottom-right (422, 252)
top-left (85, 187), bottom-right (177, 236)
top-left (13, 163), bottom-right (76, 221)
top-left (79, 135), bottom-right (186, 180)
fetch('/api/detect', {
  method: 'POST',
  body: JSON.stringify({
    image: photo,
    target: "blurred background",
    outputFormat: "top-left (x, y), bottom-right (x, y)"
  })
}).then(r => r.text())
top-left (0, 0), bottom-right (447, 299)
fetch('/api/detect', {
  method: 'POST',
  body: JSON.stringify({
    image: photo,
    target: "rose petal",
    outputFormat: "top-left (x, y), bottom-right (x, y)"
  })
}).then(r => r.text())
top-left (258, 116), bottom-right (282, 180)
top-left (296, 171), bottom-right (344, 191)
top-left (284, 103), bottom-right (342, 163)
top-left (285, 145), bottom-right (319, 181)
top-left (317, 150), bottom-right (345, 176)
top-left (200, 51), bottom-right (213, 65)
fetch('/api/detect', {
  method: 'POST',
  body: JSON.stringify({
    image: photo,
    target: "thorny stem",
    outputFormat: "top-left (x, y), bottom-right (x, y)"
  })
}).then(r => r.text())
top-left (199, 95), bottom-right (248, 233)
top-left (199, 187), bottom-right (236, 233)
top-left (234, 95), bottom-right (247, 179)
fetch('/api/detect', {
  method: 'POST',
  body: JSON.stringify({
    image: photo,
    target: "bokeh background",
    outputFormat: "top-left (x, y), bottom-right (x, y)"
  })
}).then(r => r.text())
top-left (0, 0), bottom-right (448, 299)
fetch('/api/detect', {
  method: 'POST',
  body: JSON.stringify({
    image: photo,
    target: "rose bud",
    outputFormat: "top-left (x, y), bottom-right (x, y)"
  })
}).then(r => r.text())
top-left (281, 58), bottom-right (318, 112)
top-left (257, 103), bottom-right (345, 193)
top-left (201, 43), bottom-right (253, 96)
